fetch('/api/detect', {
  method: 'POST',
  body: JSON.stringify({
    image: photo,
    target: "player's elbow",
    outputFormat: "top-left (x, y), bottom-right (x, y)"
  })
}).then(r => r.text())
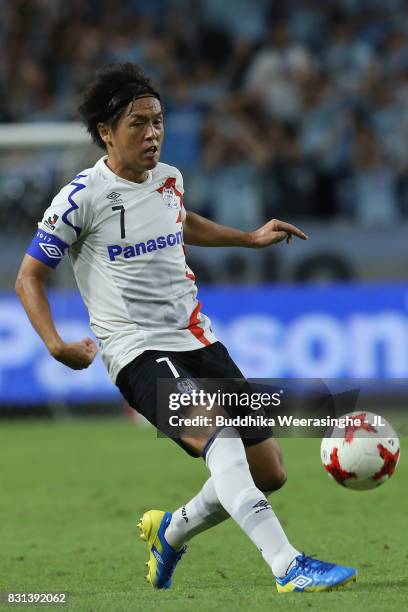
top-left (15, 268), bottom-right (29, 299)
top-left (15, 269), bottom-right (33, 302)
top-left (15, 257), bottom-right (51, 298)
top-left (15, 274), bottom-right (24, 299)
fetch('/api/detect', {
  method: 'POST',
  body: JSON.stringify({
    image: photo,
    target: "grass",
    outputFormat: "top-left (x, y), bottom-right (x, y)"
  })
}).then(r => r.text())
top-left (0, 420), bottom-right (407, 611)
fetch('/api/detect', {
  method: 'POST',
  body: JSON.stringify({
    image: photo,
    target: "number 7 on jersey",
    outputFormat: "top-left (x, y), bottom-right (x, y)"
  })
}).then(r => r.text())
top-left (112, 205), bottom-right (126, 239)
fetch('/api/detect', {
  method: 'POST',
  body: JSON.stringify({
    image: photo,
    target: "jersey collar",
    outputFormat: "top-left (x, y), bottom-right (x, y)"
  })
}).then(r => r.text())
top-left (98, 155), bottom-right (153, 187)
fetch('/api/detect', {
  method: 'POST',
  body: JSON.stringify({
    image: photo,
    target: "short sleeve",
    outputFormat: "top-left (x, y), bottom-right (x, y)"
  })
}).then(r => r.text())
top-left (175, 168), bottom-right (186, 222)
top-left (27, 173), bottom-right (91, 269)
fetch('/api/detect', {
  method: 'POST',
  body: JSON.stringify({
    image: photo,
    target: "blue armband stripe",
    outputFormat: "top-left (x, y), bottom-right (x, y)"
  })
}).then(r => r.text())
top-left (27, 230), bottom-right (69, 269)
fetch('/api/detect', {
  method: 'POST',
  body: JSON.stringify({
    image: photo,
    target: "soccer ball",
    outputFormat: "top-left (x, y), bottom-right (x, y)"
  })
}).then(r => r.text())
top-left (320, 411), bottom-right (400, 490)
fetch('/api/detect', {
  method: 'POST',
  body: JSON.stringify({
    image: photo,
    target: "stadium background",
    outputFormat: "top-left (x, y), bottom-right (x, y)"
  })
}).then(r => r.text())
top-left (1, 2), bottom-right (407, 610)
top-left (1, 0), bottom-right (408, 410)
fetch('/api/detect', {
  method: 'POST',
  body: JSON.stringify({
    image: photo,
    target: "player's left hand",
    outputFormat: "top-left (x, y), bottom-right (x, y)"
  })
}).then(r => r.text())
top-left (248, 219), bottom-right (308, 248)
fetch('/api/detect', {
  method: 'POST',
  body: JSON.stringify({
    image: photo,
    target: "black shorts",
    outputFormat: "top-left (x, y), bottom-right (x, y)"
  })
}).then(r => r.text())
top-left (116, 341), bottom-right (273, 457)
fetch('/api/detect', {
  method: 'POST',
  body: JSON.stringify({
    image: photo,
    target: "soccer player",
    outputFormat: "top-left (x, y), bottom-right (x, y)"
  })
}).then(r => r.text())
top-left (16, 63), bottom-right (357, 593)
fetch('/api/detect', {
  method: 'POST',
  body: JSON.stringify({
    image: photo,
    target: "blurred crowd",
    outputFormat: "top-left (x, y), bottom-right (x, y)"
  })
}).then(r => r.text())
top-left (1, 0), bottom-right (408, 233)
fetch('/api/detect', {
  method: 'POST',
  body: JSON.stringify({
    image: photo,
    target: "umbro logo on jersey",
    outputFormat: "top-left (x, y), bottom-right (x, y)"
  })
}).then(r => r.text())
top-left (107, 191), bottom-right (124, 205)
top-left (39, 243), bottom-right (63, 259)
top-left (106, 191), bottom-right (122, 200)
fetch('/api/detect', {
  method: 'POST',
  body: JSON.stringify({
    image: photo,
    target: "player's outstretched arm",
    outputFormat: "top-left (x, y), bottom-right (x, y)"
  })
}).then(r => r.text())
top-left (183, 212), bottom-right (308, 248)
top-left (15, 255), bottom-right (98, 370)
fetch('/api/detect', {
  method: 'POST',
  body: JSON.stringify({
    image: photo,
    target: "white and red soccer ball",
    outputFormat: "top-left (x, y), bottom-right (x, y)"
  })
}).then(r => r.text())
top-left (320, 411), bottom-right (400, 490)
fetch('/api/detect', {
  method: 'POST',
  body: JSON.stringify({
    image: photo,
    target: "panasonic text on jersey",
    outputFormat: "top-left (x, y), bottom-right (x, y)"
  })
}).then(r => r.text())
top-left (107, 230), bottom-right (183, 261)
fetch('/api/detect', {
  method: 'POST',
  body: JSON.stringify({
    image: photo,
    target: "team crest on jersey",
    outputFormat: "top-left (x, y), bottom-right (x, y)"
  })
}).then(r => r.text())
top-left (157, 177), bottom-right (182, 210)
top-left (162, 186), bottom-right (179, 209)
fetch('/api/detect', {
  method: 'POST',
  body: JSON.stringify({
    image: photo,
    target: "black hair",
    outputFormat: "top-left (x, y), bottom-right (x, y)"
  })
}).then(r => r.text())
top-left (78, 62), bottom-right (161, 149)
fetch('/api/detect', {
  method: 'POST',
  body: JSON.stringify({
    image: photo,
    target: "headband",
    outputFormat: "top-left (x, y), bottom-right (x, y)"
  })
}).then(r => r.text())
top-left (104, 83), bottom-right (161, 121)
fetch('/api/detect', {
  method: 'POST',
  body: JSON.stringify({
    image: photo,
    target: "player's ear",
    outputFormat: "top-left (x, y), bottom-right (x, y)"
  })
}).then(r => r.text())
top-left (97, 122), bottom-right (111, 146)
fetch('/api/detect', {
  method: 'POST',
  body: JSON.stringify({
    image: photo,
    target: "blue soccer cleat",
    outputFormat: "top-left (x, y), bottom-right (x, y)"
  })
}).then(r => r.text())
top-left (137, 510), bottom-right (186, 589)
top-left (275, 553), bottom-right (357, 593)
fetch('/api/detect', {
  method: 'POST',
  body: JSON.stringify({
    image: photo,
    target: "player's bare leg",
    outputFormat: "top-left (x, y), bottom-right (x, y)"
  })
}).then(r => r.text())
top-left (247, 438), bottom-right (287, 492)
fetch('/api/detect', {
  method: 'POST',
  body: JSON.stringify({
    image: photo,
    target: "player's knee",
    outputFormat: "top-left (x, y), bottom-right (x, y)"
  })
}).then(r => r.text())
top-left (256, 465), bottom-right (287, 493)
top-left (270, 466), bottom-right (287, 491)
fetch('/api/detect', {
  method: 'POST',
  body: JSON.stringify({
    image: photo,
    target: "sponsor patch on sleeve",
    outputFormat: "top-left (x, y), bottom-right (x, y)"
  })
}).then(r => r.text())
top-left (43, 213), bottom-right (59, 231)
top-left (27, 229), bottom-right (69, 269)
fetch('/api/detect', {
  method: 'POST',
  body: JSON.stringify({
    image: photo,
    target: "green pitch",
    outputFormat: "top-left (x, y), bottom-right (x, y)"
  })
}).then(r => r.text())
top-left (0, 421), bottom-right (406, 611)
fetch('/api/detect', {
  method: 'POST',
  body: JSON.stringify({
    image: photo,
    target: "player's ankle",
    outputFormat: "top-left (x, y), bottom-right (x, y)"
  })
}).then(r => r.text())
top-left (164, 519), bottom-right (186, 551)
top-left (270, 546), bottom-right (299, 578)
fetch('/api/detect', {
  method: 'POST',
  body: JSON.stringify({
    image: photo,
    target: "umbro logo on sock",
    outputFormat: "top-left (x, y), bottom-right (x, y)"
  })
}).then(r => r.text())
top-left (252, 499), bottom-right (272, 514)
top-left (182, 506), bottom-right (188, 523)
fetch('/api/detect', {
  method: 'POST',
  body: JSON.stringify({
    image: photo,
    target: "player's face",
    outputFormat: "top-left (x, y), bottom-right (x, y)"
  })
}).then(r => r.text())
top-left (104, 96), bottom-right (164, 179)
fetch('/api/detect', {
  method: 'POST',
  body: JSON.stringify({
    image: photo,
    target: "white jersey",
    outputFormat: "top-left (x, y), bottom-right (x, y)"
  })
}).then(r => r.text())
top-left (28, 156), bottom-right (217, 382)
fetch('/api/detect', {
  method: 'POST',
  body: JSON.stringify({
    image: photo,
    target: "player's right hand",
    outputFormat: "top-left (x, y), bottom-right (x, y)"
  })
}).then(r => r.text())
top-left (50, 337), bottom-right (98, 370)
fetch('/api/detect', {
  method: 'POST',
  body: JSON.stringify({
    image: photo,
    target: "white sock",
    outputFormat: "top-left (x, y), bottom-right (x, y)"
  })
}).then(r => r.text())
top-left (165, 477), bottom-right (279, 550)
top-left (205, 427), bottom-right (299, 577)
top-left (165, 478), bottom-right (228, 550)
